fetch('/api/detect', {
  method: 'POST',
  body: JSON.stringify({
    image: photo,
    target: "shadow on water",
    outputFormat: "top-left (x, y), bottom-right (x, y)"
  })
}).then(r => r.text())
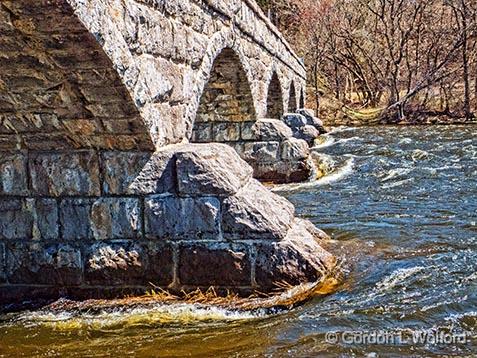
top-left (1, 125), bottom-right (477, 357)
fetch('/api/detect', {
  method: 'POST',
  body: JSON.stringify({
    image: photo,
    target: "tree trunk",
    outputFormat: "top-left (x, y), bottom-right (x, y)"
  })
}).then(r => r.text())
top-left (461, 0), bottom-right (471, 120)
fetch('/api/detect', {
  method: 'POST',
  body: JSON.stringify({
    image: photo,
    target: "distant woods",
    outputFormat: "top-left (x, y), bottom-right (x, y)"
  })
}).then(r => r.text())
top-left (258, 0), bottom-right (477, 123)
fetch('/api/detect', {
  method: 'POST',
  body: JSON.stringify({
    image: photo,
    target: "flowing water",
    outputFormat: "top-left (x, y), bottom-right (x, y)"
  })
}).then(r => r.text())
top-left (1, 125), bottom-right (476, 357)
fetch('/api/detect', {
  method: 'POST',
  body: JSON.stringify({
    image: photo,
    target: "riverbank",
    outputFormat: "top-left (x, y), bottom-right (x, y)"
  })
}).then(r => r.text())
top-left (318, 98), bottom-right (477, 127)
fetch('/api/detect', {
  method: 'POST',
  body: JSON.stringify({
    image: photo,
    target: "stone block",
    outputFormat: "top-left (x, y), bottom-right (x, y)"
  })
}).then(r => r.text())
top-left (175, 143), bottom-right (253, 197)
top-left (0, 199), bottom-right (33, 240)
top-left (6, 242), bottom-right (82, 285)
top-left (128, 149), bottom-right (177, 195)
top-left (60, 199), bottom-right (93, 240)
top-left (297, 109), bottom-right (326, 134)
top-left (228, 142), bottom-right (245, 158)
top-left (243, 141), bottom-right (280, 162)
top-left (29, 151), bottom-right (100, 196)
top-left (294, 125), bottom-right (320, 146)
top-left (240, 121), bottom-right (255, 141)
top-left (0, 152), bottom-right (28, 195)
top-left (280, 138), bottom-right (310, 161)
top-left (143, 242), bottom-right (175, 286)
top-left (84, 241), bottom-right (147, 286)
top-left (252, 161), bottom-right (287, 183)
top-left (283, 113), bottom-right (307, 131)
top-left (101, 151), bottom-right (152, 195)
top-left (253, 118), bottom-right (293, 141)
top-left (145, 196), bottom-right (220, 240)
top-left (287, 160), bottom-right (314, 183)
top-left (32, 198), bottom-right (59, 240)
top-left (90, 198), bottom-right (141, 240)
top-left (212, 122), bottom-right (240, 142)
top-left (178, 242), bottom-right (251, 287)
top-left (191, 122), bottom-right (212, 143)
top-left (222, 180), bottom-right (295, 240)
top-left (254, 219), bottom-right (336, 290)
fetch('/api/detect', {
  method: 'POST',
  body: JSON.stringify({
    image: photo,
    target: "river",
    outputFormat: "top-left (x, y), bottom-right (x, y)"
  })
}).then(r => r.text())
top-left (1, 125), bottom-right (476, 357)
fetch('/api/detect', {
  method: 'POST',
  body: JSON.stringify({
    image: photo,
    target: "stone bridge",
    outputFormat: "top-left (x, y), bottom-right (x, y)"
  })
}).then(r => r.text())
top-left (0, 0), bottom-right (334, 305)
top-left (0, 0), bottom-right (306, 151)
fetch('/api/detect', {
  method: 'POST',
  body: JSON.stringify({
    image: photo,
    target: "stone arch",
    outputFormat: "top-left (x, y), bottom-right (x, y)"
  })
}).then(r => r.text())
top-left (288, 81), bottom-right (297, 112)
top-left (0, 1), bottom-right (154, 151)
top-left (266, 72), bottom-right (284, 119)
top-left (186, 29), bottom-right (263, 137)
top-left (299, 88), bottom-right (305, 109)
top-left (191, 47), bottom-right (257, 143)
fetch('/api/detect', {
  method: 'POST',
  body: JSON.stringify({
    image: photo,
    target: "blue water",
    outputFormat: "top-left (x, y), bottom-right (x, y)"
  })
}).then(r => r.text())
top-left (273, 125), bottom-right (477, 356)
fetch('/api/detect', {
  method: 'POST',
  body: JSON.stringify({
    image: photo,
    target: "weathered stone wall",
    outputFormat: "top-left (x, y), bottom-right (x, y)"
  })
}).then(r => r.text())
top-left (0, 0), bottom-right (331, 305)
top-left (0, 1), bottom-right (154, 151)
top-left (1, 0), bottom-right (305, 150)
top-left (71, 0), bottom-right (307, 145)
top-left (0, 144), bottom-right (335, 303)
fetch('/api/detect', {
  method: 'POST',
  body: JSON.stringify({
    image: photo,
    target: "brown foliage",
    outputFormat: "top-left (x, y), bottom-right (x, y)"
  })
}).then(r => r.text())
top-left (259, 0), bottom-right (477, 123)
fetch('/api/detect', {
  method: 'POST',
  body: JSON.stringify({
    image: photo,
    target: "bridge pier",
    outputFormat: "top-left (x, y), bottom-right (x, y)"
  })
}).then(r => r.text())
top-left (0, 0), bottom-right (336, 305)
top-left (0, 143), bottom-right (335, 303)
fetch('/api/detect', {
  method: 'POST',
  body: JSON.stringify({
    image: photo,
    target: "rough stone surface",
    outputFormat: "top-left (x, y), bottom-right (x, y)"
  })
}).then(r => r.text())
top-left (0, 153), bottom-right (28, 196)
top-left (6, 242), bottom-right (82, 285)
top-left (280, 138), bottom-right (310, 161)
top-left (91, 198), bottom-right (141, 240)
top-left (222, 180), bottom-right (295, 240)
top-left (29, 152), bottom-right (100, 196)
top-left (252, 159), bottom-right (313, 184)
top-left (179, 243), bottom-right (251, 287)
top-left (243, 141), bottom-right (280, 162)
top-left (254, 219), bottom-right (336, 289)
top-left (295, 125), bottom-right (320, 146)
top-left (129, 150), bottom-right (177, 195)
top-left (60, 199), bottom-right (94, 240)
top-left (286, 160), bottom-right (314, 183)
top-left (145, 196), bottom-right (221, 240)
top-left (297, 108), bottom-right (326, 133)
top-left (0, 199), bottom-right (33, 240)
top-left (32, 199), bottom-right (59, 240)
top-left (101, 152), bottom-right (152, 195)
top-left (283, 113), bottom-right (308, 131)
top-left (175, 144), bottom-right (253, 197)
top-left (252, 118), bottom-right (293, 141)
top-left (85, 242), bottom-right (146, 286)
top-left (142, 242), bottom-right (175, 286)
